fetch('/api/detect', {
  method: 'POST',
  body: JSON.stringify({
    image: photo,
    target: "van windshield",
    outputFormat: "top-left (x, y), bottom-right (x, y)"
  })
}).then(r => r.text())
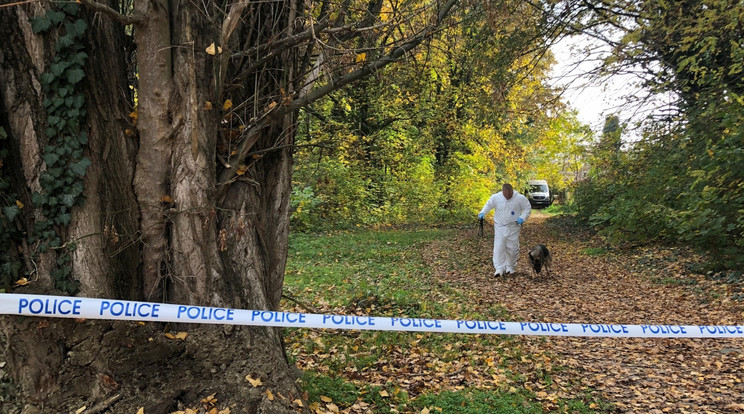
top-left (530, 184), bottom-right (548, 192)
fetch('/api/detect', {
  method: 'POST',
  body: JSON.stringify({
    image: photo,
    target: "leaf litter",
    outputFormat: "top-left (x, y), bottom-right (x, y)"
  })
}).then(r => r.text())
top-left (284, 212), bottom-right (744, 413)
top-left (434, 213), bottom-right (744, 413)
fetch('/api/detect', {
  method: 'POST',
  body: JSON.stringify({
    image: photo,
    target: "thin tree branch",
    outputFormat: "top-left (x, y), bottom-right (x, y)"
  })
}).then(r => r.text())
top-left (79, 0), bottom-right (145, 25)
top-left (0, 0), bottom-right (40, 8)
top-left (216, 0), bottom-right (460, 195)
top-left (286, 0), bottom-right (460, 114)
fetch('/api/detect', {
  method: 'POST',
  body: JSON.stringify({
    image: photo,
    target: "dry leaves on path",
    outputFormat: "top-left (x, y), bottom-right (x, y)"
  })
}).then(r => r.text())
top-left (437, 212), bottom-right (744, 413)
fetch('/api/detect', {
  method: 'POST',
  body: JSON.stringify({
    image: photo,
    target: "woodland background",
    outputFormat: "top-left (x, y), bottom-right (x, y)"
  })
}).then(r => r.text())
top-left (285, 0), bottom-right (743, 272)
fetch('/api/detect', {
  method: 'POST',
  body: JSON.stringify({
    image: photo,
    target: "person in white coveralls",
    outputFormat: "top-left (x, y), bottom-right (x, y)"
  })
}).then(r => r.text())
top-left (478, 183), bottom-right (531, 277)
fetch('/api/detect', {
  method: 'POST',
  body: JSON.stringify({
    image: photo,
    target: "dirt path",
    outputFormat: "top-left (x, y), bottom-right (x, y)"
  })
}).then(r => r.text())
top-left (443, 212), bottom-right (744, 413)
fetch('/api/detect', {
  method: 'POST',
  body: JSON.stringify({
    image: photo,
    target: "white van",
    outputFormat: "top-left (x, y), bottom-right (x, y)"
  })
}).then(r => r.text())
top-left (526, 179), bottom-right (552, 208)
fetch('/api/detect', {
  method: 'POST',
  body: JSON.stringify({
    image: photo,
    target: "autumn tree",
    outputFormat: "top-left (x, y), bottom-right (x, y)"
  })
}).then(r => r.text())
top-left (573, 0), bottom-right (744, 264)
top-left (0, 0), bottom-right (459, 411)
top-left (291, 0), bottom-right (583, 228)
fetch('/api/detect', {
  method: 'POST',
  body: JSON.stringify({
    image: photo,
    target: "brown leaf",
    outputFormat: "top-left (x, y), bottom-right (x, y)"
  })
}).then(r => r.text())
top-left (245, 375), bottom-right (262, 387)
top-left (101, 374), bottom-right (119, 389)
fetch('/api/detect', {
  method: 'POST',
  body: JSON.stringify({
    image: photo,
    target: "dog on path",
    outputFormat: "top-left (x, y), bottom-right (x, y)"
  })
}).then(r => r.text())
top-left (528, 244), bottom-right (552, 278)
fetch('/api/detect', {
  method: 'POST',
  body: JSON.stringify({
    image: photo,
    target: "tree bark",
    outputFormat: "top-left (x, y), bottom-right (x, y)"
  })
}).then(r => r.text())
top-left (0, 0), bottom-right (304, 411)
top-left (71, 0), bottom-right (140, 301)
top-left (1, 0), bottom-right (139, 400)
top-left (132, 0), bottom-right (174, 302)
top-left (0, 2), bottom-right (57, 290)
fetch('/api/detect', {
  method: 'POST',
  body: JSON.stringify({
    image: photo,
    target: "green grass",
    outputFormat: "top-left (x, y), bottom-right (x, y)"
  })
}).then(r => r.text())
top-left (285, 228), bottom-right (456, 316)
top-left (541, 203), bottom-right (577, 216)
top-left (300, 371), bottom-right (411, 414)
top-left (301, 371), bottom-right (361, 407)
top-left (301, 372), bottom-right (616, 414)
top-left (540, 205), bottom-right (562, 216)
top-left (650, 276), bottom-right (699, 286)
top-left (413, 389), bottom-right (543, 414)
top-left (284, 227), bottom-right (614, 413)
top-left (581, 247), bottom-right (608, 256)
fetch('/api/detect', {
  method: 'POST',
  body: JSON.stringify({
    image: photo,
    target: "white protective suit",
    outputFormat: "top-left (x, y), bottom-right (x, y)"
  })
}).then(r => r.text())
top-left (479, 191), bottom-right (532, 275)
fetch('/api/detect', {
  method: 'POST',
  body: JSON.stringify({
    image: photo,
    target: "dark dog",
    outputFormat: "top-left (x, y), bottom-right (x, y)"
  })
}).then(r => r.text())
top-left (528, 244), bottom-right (552, 277)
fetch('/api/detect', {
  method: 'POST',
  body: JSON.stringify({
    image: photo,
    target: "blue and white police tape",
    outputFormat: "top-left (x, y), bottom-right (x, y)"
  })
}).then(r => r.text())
top-left (1, 293), bottom-right (743, 338)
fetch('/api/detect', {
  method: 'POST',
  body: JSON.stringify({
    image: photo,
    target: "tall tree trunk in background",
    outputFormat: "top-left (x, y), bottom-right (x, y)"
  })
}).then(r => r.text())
top-left (132, 0), bottom-right (173, 302)
top-left (0, 0), bottom-right (461, 411)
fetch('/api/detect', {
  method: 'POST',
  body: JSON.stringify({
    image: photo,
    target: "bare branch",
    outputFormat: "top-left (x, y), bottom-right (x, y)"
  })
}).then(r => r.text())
top-left (79, 0), bottom-right (144, 25)
top-left (232, 16), bottom-right (331, 82)
top-left (0, 0), bottom-right (40, 9)
top-left (80, 0), bottom-right (145, 25)
top-left (286, 0), bottom-right (459, 113)
top-left (216, 0), bottom-right (461, 193)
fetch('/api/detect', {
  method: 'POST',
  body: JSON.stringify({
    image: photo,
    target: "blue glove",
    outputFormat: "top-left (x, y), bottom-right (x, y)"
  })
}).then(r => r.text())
top-left (478, 213), bottom-right (485, 220)
top-left (516, 218), bottom-right (524, 225)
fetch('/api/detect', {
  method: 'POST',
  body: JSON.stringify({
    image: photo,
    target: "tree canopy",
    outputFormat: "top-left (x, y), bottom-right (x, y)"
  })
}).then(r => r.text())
top-left (574, 0), bottom-right (744, 269)
top-left (290, 0), bottom-right (590, 229)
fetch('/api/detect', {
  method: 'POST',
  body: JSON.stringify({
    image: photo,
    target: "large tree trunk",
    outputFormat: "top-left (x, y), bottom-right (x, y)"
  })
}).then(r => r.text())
top-left (0, 1), bottom-right (303, 412)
